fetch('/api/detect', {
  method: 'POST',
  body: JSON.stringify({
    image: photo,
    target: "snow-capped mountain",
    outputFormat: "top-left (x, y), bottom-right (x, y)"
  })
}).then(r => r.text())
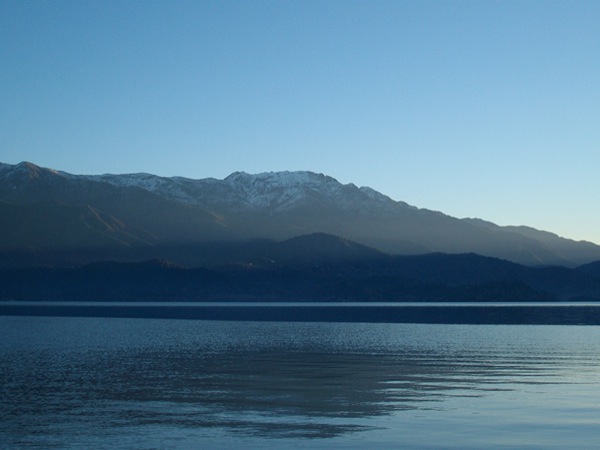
top-left (85, 169), bottom-right (404, 214)
top-left (1, 161), bottom-right (600, 267)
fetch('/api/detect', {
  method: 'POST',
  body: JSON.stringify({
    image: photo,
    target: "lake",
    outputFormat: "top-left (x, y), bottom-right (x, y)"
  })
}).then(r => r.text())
top-left (2, 315), bottom-right (600, 448)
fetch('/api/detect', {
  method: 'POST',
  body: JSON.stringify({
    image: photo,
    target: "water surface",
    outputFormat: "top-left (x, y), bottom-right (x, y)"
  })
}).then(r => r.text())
top-left (2, 317), bottom-right (600, 448)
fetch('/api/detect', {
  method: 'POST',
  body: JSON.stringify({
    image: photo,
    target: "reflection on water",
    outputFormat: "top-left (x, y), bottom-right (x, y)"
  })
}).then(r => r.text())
top-left (2, 317), bottom-right (600, 448)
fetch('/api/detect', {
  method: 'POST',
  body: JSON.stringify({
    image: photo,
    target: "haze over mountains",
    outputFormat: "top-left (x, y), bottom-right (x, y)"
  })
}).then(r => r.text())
top-left (1, 161), bottom-right (599, 268)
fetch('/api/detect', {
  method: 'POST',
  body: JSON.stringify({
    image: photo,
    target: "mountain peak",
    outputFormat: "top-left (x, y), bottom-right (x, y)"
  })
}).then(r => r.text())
top-left (14, 161), bottom-right (42, 178)
top-left (225, 170), bottom-right (338, 186)
top-left (217, 171), bottom-right (351, 210)
top-left (280, 232), bottom-right (385, 261)
top-left (0, 161), bottom-right (69, 182)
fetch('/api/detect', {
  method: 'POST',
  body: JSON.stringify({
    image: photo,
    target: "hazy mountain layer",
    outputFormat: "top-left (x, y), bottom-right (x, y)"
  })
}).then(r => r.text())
top-left (1, 161), bottom-right (599, 267)
top-left (2, 237), bottom-right (599, 302)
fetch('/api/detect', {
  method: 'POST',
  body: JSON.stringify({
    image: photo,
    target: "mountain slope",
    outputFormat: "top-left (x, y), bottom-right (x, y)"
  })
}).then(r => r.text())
top-left (1, 161), bottom-right (599, 267)
top-left (576, 261), bottom-right (600, 281)
top-left (0, 162), bottom-right (232, 248)
top-left (465, 219), bottom-right (600, 267)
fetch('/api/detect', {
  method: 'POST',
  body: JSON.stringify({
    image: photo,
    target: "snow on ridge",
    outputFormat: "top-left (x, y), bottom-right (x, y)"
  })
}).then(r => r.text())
top-left (221, 170), bottom-right (353, 210)
top-left (225, 170), bottom-right (337, 186)
top-left (359, 185), bottom-right (399, 204)
top-left (84, 169), bottom-right (333, 210)
top-left (89, 172), bottom-right (193, 192)
top-left (1, 162), bottom-right (401, 212)
top-left (86, 172), bottom-right (200, 204)
top-left (82, 169), bottom-right (400, 211)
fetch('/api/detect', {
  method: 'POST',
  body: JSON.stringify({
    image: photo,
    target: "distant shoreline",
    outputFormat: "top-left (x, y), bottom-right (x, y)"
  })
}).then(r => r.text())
top-left (3, 302), bottom-right (600, 325)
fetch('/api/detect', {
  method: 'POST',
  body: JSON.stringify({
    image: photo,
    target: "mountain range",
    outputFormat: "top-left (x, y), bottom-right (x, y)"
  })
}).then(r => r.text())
top-left (1, 161), bottom-right (599, 268)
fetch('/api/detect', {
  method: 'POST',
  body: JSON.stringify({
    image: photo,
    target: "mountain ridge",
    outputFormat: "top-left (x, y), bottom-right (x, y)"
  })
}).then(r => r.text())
top-left (1, 161), bottom-right (599, 267)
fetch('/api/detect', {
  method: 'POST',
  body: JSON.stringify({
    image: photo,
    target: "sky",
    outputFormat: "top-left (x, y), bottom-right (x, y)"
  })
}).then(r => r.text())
top-left (1, 0), bottom-right (599, 244)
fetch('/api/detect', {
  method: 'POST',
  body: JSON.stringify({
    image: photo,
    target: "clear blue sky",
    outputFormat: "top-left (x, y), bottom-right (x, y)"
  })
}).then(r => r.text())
top-left (1, 0), bottom-right (599, 244)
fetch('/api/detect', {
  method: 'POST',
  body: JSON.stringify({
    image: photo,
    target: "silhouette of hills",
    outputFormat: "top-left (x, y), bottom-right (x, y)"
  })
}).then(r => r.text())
top-left (1, 233), bottom-right (599, 302)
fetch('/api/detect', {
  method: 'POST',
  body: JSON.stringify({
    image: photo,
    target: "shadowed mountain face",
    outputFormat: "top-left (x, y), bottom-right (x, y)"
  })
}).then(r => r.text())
top-left (2, 248), bottom-right (600, 302)
top-left (1, 161), bottom-right (599, 267)
top-left (576, 261), bottom-right (600, 280)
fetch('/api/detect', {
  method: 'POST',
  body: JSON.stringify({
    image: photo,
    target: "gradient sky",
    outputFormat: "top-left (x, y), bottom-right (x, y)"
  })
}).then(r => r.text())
top-left (1, 0), bottom-right (599, 244)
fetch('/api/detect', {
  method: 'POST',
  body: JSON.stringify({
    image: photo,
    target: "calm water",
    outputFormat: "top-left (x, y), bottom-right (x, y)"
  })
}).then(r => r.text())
top-left (2, 316), bottom-right (600, 449)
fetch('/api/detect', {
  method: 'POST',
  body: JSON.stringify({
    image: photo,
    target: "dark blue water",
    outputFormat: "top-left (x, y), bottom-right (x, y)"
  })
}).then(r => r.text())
top-left (2, 316), bottom-right (600, 448)
top-left (5, 301), bottom-right (600, 324)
